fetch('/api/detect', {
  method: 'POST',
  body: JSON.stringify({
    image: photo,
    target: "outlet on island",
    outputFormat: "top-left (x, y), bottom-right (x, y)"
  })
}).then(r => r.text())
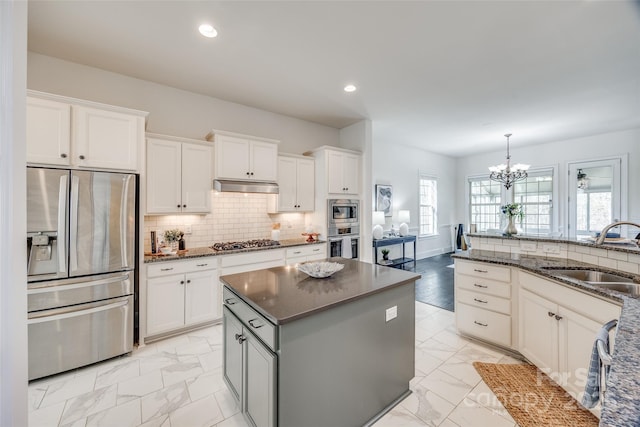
top-left (385, 305), bottom-right (398, 322)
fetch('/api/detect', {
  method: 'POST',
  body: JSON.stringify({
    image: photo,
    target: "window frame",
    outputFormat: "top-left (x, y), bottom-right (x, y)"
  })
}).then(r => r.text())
top-left (418, 174), bottom-right (438, 237)
top-left (467, 175), bottom-right (503, 233)
top-left (512, 167), bottom-right (556, 236)
top-left (466, 165), bottom-right (558, 236)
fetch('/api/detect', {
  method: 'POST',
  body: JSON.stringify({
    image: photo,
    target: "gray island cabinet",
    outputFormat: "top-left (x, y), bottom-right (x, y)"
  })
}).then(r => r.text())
top-left (220, 258), bottom-right (420, 427)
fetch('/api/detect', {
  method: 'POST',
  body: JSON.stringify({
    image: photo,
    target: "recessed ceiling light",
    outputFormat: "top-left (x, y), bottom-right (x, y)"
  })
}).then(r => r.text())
top-left (199, 24), bottom-right (218, 38)
top-left (344, 84), bottom-right (357, 93)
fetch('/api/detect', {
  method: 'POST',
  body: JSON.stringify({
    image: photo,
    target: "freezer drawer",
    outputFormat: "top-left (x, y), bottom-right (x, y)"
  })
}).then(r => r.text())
top-left (28, 271), bottom-right (132, 312)
top-left (28, 295), bottom-right (133, 380)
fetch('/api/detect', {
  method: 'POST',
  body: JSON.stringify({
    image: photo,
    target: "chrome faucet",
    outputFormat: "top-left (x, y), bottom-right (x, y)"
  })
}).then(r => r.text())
top-left (595, 221), bottom-right (640, 245)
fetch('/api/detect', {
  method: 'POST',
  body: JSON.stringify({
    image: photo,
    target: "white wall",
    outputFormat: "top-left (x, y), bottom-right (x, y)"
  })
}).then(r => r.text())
top-left (27, 52), bottom-right (340, 154)
top-left (372, 135), bottom-right (458, 259)
top-left (455, 128), bottom-right (640, 235)
top-left (0, 1), bottom-right (28, 425)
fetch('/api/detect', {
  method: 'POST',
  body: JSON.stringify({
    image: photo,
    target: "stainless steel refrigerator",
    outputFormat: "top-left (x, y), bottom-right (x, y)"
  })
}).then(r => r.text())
top-left (27, 167), bottom-right (136, 380)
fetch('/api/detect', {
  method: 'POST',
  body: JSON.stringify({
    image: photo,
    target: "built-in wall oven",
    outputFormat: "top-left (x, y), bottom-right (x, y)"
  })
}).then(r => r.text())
top-left (327, 199), bottom-right (359, 259)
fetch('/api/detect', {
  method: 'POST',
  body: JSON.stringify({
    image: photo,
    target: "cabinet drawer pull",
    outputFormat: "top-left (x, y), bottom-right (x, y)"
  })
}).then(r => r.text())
top-left (473, 269), bottom-right (488, 273)
top-left (473, 298), bottom-right (488, 304)
top-left (248, 319), bottom-right (264, 329)
top-left (160, 267), bottom-right (174, 272)
top-left (473, 283), bottom-right (488, 289)
top-left (196, 263), bottom-right (208, 267)
top-left (312, 248), bottom-right (321, 252)
top-left (224, 298), bottom-right (237, 305)
top-left (548, 311), bottom-right (555, 317)
top-left (474, 321), bottom-right (488, 327)
top-left (293, 251), bottom-right (301, 255)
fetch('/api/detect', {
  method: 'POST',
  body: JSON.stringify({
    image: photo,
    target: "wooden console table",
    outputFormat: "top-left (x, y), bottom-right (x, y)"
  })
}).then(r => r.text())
top-left (373, 235), bottom-right (417, 270)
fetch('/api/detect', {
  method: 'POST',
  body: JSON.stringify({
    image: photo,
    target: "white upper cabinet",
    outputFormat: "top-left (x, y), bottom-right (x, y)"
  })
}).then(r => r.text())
top-left (26, 97), bottom-right (71, 166)
top-left (208, 131), bottom-right (279, 182)
top-left (308, 146), bottom-right (361, 197)
top-left (271, 155), bottom-right (314, 212)
top-left (146, 134), bottom-right (212, 214)
top-left (72, 106), bottom-right (143, 171)
top-left (26, 91), bottom-right (147, 171)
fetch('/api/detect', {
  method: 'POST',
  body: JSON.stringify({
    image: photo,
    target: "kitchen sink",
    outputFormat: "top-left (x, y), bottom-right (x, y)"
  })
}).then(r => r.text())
top-left (545, 269), bottom-right (635, 283)
top-left (588, 282), bottom-right (640, 296)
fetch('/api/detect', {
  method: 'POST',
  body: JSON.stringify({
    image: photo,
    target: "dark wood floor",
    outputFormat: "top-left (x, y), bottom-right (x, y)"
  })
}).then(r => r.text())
top-left (407, 252), bottom-right (455, 312)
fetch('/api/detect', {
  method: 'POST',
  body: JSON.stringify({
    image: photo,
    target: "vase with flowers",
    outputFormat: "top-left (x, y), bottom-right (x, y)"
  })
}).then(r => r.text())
top-left (501, 203), bottom-right (524, 236)
top-left (164, 228), bottom-right (184, 252)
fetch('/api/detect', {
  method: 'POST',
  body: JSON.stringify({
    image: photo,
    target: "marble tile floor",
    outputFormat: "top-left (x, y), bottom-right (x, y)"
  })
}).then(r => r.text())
top-left (28, 302), bottom-right (523, 427)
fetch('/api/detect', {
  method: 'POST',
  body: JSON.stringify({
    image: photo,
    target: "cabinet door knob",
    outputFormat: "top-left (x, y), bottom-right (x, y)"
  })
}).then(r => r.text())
top-left (246, 172), bottom-right (250, 176)
top-left (177, 204), bottom-right (181, 208)
top-left (180, 280), bottom-right (185, 285)
top-left (548, 311), bottom-right (555, 317)
top-left (555, 315), bottom-right (563, 321)
top-left (186, 279), bottom-right (191, 284)
top-left (60, 153), bottom-right (67, 158)
top-left (250, 172), bottom-right (254, 176)
top-left (183, 204), bottom-right (186, 208)
top-left (235, 333), bottom-right (246, 343)
top-left (79, 155), bottom-right (85, 160)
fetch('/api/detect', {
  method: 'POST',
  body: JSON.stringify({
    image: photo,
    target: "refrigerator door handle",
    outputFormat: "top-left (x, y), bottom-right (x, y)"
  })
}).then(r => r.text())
top-left (69, 174), bottom-right (80, 273)
top-left (28, 272), bottom-right (131, 293)
top-left (120, 175), bottom-right (133, 269)
top-left (57, 174), bottom-right (68, 275)
top-left (27, 297), bottom-right (129, 324)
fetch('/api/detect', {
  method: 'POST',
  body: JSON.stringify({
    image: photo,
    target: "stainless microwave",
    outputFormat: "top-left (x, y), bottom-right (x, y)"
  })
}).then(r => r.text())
top-left (328, 199), bottom-right (359, 223)
top-left (328, 199), bottom-right (359, 237)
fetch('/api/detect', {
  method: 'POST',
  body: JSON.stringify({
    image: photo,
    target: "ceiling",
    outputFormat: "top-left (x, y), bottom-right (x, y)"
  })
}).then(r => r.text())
top-left (27, 1), bottom-right (640, 157)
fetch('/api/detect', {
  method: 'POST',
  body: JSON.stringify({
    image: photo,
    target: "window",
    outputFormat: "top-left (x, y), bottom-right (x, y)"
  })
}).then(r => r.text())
top-left (468, 178), bottom-right (502, 232)
top-left (419, 176), bottom-right (437, 236)
top-left (513, 169), bottom-right (554, 235)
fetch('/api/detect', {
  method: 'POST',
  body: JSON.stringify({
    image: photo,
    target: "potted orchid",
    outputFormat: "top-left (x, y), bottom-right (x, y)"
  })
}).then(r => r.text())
top-left (501, 203), bottom-right (524, 236)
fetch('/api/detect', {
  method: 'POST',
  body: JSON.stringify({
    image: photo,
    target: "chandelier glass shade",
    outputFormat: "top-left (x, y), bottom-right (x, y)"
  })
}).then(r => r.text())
top-left (488, 133), bottom-right (529, 189)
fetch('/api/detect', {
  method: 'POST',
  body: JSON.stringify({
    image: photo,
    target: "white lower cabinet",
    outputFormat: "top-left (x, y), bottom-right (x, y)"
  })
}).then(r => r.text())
top-left (284, 245), bottom-right (326, 265)
top-left (146, 258), bottom-right (219, 336)
top-left (519, 271), bottom-right (621, 401)
top-left (455, 260), bottom-right (513, 348)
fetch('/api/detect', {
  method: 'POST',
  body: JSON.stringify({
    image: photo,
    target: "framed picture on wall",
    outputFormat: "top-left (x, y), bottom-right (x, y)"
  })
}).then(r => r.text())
top-left (375, 184), bottom-right (393, 217)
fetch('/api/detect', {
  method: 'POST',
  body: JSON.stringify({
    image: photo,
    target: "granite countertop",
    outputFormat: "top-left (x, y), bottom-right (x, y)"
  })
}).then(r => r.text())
top-left (220, 258), bottom-right (421, 325)
top-left (143, 239), bottom-right (325, 263)
top-left (452, 249), bottom-right (640, 426)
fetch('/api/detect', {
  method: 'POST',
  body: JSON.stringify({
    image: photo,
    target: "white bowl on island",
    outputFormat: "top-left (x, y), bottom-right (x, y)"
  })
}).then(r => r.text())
top-left (298, 261), bottom-right (344, 278)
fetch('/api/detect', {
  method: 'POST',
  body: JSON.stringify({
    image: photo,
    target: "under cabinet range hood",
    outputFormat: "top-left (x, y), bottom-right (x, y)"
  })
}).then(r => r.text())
top-left (213, 179), bottom-right (279, 194)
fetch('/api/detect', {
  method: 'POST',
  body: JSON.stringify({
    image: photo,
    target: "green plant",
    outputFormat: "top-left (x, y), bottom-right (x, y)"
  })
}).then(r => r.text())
top-left (381, 249), bottom-right (390, 259)
top-left (164, 228), bottom-right (183, 242)
top-left (501, 203), bottom-right (524, 221)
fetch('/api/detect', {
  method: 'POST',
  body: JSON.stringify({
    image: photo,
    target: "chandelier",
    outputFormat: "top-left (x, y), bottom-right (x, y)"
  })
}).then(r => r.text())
top-left (488, 133), bottom-right (529, 189)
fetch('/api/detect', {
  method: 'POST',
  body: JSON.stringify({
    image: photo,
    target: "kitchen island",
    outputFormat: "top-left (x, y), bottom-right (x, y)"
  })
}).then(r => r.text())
top-left (220, 258), bottom-right (420, 427)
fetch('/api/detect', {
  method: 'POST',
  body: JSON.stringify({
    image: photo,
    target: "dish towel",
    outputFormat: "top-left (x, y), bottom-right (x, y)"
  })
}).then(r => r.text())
top-left (341, 236), bottom-right (352, 259)
top-left (582, 319), bottom-right (618, 408)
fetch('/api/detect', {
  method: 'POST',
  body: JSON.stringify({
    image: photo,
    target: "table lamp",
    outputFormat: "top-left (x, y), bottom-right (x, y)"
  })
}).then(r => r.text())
top-left (372, 211), bottom-right (385, 240)
top-left (398, 210), bottom-right (410, 236)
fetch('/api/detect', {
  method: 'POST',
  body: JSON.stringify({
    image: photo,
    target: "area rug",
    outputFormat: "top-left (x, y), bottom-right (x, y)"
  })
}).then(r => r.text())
top-left (472, 362), bottom-right (598, 427)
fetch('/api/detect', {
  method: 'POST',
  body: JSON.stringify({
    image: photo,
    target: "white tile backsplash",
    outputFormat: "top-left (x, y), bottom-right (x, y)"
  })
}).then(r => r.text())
top-left (472, 235), bottom-right (640, 274)
top-left (144, 193), bottom-right (309, 252)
